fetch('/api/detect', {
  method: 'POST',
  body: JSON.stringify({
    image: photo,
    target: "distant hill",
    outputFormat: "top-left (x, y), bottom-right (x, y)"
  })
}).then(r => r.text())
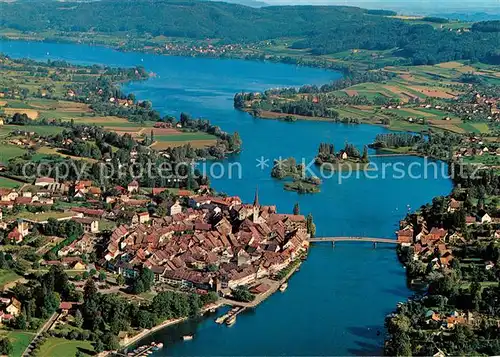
top-left (1, 0), bottom-right (499, 65)
top-left (206, 0), bottom-right (268, 7)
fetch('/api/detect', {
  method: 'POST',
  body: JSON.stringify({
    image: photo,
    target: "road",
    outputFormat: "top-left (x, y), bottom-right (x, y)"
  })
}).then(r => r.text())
top-left (22, 312), bottom-right (58, 357)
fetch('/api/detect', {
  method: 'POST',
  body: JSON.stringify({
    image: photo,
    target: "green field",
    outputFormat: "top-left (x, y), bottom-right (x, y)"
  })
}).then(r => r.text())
top-left (14, 211), bottom-right (77, 223)
top-left (463, 154), bottom-right (500, 166)
top-left (388, 120), bottom-right (428, 133)
top-left (459, 122), bottom-right (490, 134)
top-left (37, 337), bottom-right (94, 357)
top-left (0, 144), bottom-right (26, 162)
top-left (0, 330), bottom-right (35, 357)
top-left (0, 176), bottom-right (22, 188)
top-left (155, 132), bottom-right (215, 142)
top-left (0, 269), bottom-right (21, 288)
top-left (0, 125), bottom-right (65, 137)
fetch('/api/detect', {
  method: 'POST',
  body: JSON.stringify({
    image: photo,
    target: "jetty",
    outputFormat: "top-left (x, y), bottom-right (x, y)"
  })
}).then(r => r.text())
top-left (215, 306), bottom-right (246, 325)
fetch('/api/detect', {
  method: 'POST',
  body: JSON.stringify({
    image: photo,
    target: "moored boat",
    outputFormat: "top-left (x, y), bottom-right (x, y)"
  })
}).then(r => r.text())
top-left (183, 335), bottom-right (193, 341)
top-left (279, 282), bottom-right (288, 292)
top-left (225, 315), bottom-right (236, 326)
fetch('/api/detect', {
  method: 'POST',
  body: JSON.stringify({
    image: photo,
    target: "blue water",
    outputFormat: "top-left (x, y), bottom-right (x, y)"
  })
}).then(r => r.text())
top-left (0, 40), bottom-right (453, 355)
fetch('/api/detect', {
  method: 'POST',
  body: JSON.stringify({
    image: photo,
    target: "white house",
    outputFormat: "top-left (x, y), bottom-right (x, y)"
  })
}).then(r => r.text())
top-left (481, 213), bottom-right (492, 224)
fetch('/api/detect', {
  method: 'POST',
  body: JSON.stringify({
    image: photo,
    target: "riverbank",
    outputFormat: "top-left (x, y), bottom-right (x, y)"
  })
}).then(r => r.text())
top-left (243, 108), bottom-right (430, 135)
top-left (0, 35), bottom-right (351, 73)
top-left (119, 301), bottom-right (225, 351)
top-left (119, 258), bottom-right (303, 352)
top-left (0, 40), bottom-right (454, 356)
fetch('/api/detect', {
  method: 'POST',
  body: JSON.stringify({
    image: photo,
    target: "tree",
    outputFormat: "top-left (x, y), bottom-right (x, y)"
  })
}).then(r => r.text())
top-left (74, 309), bottom-right (83, 328)
top-left (83, 278), bottom-right (97, 301)
top-left (231, 286), bottom-right (255, 302)
top-left (306, 213), bottom-right (316, 237)
top-left (98, 271), bottom-right (107, 282)
top-left (0, 337), bottom-right (13, 356)
top-left (361, 145), bottom-right (369, 163)
top-left (15, 313), bottom-right (27, 330)
top-left (101, 332), bottom-right (120, 351)
top-left (131, 267), bottom-right (155, 294)
top-left (293, 202), bottom-right (300, 215)
top-left (94, 339), bottom-right (104, 353)
top-left (470, 281), bottom-right (482, 310)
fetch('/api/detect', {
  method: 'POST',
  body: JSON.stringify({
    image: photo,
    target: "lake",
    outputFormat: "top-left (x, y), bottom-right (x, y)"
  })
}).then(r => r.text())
top-left (0, 40), bottom-right (453, 355)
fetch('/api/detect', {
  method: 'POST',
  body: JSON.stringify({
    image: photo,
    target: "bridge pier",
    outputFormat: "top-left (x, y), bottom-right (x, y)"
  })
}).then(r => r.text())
top-left (331, 241), bottom-right (335, 248)
top-left (373, 242), bottom-right (377, 249)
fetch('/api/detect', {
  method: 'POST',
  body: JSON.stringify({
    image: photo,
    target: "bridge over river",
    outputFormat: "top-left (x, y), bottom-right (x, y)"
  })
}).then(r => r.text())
top-left (308, 237), bottom-right (400, 245)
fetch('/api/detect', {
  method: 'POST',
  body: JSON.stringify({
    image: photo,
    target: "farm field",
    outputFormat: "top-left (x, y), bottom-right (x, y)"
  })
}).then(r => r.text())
top-left (249, 59), bottom-right (499, 135)
top-left (1, 96), bottom-right (217, 148)
top-left (13, 211), bottom-right (79, 223)
top-left (0, 144), bottom-right (26, 162)
top-left (462, 154), bottom-right (500, 166)
top-left (33, 146), bottom-right (99, 163)
top-left (458, 122), bottom-right (490, 134)
top-left (0, 176), bottom-right (22, 188)
top-left (0, 125), bottom-right (65, 137)
top-left (0, 59), bottom-right (218, 152)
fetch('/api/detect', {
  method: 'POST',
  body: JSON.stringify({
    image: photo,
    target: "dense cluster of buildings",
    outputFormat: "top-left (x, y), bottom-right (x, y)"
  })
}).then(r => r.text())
top-left (101, 190), bottom-right (310, 293)
top-left (397, 197), bottom-right (500, 271)
top-left (0, 174), bottom-right (311, 294)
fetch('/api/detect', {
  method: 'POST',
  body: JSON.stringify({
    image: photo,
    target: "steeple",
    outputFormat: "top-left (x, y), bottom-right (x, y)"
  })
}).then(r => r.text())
top-left (253, 186), bottom-right (259, 207)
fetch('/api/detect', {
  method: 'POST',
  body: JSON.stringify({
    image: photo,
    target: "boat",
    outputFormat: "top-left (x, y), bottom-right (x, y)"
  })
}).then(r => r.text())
top-left (156, 342), bottom-right (164, 349)
top-left (215, 316), bottom-right (226, 324)
top-left (225, 315), bottom-right (236, 326)
top-left (279, 282), bottom-right (288, 292)
top-left (209, 308), bottom-right (216, 313)
top-left (183, 335), bottom-right (193, 341)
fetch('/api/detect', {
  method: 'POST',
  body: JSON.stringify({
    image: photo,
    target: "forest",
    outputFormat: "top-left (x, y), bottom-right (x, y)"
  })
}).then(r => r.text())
top-left (1, 1), bottom-right (499, 65)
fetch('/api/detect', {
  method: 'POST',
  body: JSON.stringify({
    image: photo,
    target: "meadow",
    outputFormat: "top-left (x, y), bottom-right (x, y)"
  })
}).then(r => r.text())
top-left (0, 330), bottom-right (35, 357)
top-left (37, 337), bottom-right (94, 357)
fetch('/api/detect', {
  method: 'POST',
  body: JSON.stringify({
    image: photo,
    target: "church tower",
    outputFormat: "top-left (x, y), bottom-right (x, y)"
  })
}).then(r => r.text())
top-left (252, 187), bottom-right (260, 223)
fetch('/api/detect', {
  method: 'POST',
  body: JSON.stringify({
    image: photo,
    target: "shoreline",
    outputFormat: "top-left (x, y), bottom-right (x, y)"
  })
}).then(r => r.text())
top-left (119, 260), bottom-right (303, 350)
top-left (0, 36), bottom-right (349, 74)
top-left (243, 108), bottom-right (442, 135)
top-left (119, 302), bottom-right (223, 350)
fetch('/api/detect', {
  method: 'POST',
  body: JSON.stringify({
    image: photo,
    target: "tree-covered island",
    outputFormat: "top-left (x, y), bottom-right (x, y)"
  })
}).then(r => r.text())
top-left (315, 142), bottom-right (370, 171)
top-left (271, 157), bottom-right (321, 194)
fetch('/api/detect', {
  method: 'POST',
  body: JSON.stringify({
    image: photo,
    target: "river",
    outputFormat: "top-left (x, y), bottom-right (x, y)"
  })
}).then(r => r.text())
top-left (0, 40), bottom-right (453, 355)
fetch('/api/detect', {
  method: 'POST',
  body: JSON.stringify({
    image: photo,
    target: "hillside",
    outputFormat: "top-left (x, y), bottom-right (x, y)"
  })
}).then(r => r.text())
top-left (0, 0), bottom-right (499, 65)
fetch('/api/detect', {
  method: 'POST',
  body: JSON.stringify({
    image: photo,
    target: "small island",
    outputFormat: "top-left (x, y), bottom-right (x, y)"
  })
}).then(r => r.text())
top-left (271, 157), bottom-right (321, 194)
top-left (315, 142), bottom-right (370, 171)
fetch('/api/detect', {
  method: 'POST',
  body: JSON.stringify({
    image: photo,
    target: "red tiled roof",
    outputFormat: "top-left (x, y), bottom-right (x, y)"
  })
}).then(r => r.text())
top-left (59, 302), bottom-right (73, 310)
top-left (152, 188), bottom-right (167, 195)
top-left (35, 177), bottom-right (55, 184)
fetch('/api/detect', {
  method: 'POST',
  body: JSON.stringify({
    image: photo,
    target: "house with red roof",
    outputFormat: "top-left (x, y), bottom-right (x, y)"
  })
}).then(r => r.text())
top-left (127, 180), bottom-right (139, 193)
top-left (34, 177), bottom-right (55, 187)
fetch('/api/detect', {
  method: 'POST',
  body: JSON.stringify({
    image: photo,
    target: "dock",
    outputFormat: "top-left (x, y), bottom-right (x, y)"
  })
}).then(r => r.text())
top-left (215, 306), bottom-right (246, 325)
top-left (119, 342), bottom-right (164, 357)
